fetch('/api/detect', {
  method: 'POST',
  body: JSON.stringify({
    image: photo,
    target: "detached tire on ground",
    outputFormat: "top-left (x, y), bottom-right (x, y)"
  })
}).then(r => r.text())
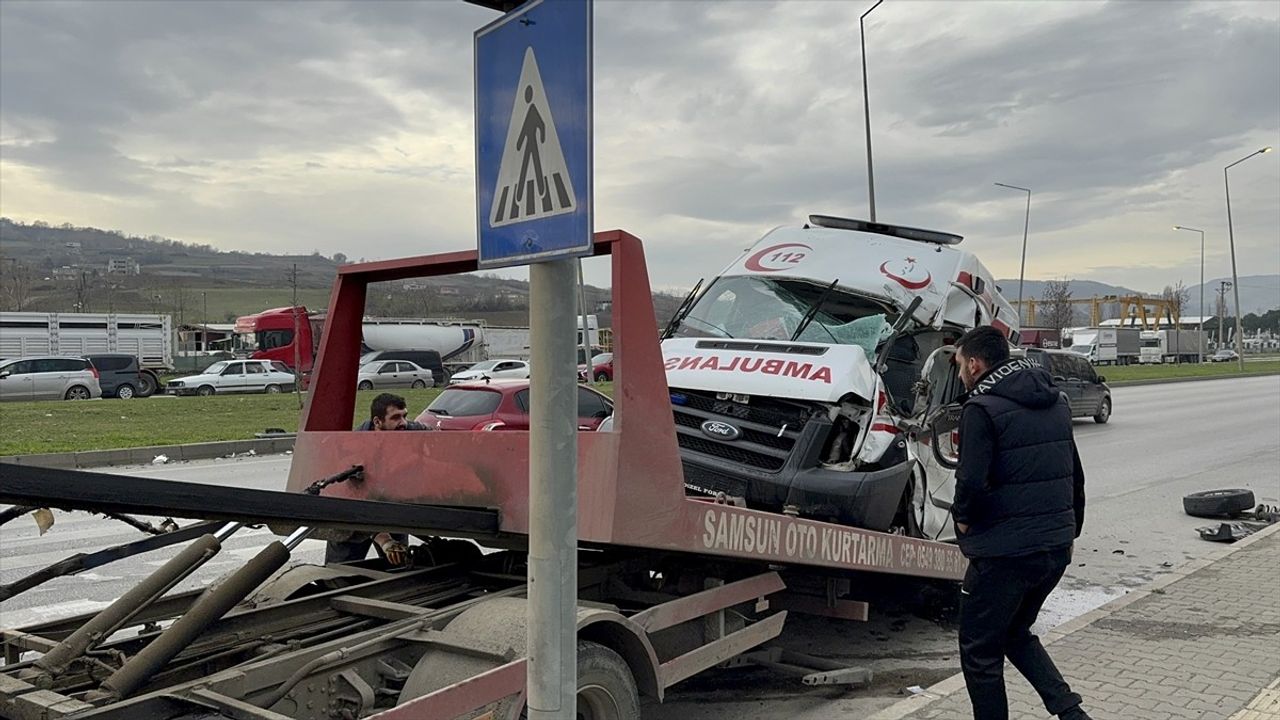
top-left (1183, 489), bottom-right (1255, 518)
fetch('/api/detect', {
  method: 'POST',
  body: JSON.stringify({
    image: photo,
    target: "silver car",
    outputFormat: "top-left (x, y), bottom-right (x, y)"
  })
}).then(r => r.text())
top-left (167, 360), bottom-right (298, 396)
top-left (0, 356), bottom-right (103, 402)
top-left (357, 360), bottom-right (435, 391)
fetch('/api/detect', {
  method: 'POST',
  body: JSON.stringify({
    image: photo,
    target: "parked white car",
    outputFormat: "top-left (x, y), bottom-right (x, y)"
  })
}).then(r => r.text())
top-left (448, 359), bottom-right (530, 384)
top-left (357, 360), bottom-right (435, 391)
top-left (167, 360), bottom-right (296, 396)
top-left (0, 356), bottom-right (102, 402)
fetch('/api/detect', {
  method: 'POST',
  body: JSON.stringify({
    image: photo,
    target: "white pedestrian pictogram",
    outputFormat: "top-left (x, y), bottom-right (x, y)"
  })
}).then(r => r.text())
top-left (489, 47), bottom-right (577, 228)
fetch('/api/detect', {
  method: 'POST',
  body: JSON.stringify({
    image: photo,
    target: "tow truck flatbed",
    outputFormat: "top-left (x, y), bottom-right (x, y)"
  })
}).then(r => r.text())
top-left (1, 231), bottom-right (967, 720)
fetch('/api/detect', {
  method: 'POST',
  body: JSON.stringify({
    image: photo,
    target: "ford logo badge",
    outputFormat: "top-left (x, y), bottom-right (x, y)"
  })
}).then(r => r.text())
top-left (700, 420), bottom-right (742, 441)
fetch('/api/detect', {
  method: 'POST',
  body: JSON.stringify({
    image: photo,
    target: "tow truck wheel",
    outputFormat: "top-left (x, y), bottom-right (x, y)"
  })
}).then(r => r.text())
top-left (137, 373), bottom-right (158, 397)
top-left (573, 641), bottom-right (641, 720)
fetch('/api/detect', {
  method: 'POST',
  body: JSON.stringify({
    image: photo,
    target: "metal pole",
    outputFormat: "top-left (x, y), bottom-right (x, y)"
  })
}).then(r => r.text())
top-left (528, 258), bottom-right (578, 720)
top-left (1174, 226), bottom-right (1206, 363)
top-left (1223, 147), bottom-right (1272, 371)
top-left (1217, 281), bottom-right (1228, 349)
top-left (860, 0), bottom-right (883, 222)
top-left (577, 259), bottom-right (593, 387)
top-left (995, 183), bottom-right (1032, 323)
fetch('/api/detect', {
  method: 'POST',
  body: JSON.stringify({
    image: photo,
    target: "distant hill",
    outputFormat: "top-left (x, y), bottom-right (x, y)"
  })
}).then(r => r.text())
top-left (0, 218), bottom-right (691, 326)
top-left (995, 279), bottom-right (1142, 303)
top-left (998, 276), bottom-right (1280, 319)
top-left (1185, 276), bottom-right (1279, 316)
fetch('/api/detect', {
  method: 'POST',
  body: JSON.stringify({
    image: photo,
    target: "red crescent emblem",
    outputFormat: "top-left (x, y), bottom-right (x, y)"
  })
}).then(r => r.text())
top-left (880, 261), bottom-right (933, 290)
top-left (744, 243), bottom-right (812, 272)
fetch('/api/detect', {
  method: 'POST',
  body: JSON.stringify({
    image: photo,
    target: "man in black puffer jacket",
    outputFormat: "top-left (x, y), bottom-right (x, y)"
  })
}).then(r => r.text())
top-left (951, 326), bottom-right (1092, 720)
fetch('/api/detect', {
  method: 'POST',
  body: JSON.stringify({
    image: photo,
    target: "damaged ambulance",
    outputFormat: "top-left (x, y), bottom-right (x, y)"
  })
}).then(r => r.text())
top-left (661, 215), bottom-right (1019, 543)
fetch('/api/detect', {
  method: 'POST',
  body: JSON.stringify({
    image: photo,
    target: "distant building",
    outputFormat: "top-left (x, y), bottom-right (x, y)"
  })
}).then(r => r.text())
top-left (107, 257), bottom-right (141, 275)
top-left (53, 266), bottom-right (81, 281)
top-left (402, 280), bottom-right (432, 291)
top-left (64, 242), bottom-right (82, 252)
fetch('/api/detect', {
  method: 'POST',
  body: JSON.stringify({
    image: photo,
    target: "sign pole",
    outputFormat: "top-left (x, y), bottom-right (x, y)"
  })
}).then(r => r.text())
top-left (527, 258), bottom-right (579, 719)
top-left (473, 2), bottom-right (591, 714)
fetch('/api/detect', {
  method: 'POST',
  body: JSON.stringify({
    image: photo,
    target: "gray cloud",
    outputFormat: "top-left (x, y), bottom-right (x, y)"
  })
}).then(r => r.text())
top-left (1, 0), bottom-right (1277, 295)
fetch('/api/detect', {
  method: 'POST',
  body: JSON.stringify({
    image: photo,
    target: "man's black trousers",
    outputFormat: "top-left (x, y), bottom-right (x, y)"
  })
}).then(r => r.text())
top-left (959, 546), bottom-right (1082, 720)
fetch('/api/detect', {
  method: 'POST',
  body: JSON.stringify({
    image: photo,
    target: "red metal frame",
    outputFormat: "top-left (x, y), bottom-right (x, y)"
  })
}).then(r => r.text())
top-left (287, 231), bottom-right (966, 581)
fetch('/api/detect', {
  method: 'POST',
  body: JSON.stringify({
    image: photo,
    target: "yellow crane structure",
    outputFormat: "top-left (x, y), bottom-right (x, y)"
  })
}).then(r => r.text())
top-left (1016, 295), bottom-right (1183, 330)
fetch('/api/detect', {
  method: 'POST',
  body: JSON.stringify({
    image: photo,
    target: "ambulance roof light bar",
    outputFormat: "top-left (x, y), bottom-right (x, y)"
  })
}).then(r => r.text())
top-left (807, 214), bottom-right (964, 246)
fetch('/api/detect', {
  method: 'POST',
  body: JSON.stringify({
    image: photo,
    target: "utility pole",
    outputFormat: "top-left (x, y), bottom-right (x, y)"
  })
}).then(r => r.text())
top-left (1217, 280), bottom-right (1231, 349)
top-left (202, 292), bottom-right (209, 352)
top-left (290, 264), bottom-right (303, 409)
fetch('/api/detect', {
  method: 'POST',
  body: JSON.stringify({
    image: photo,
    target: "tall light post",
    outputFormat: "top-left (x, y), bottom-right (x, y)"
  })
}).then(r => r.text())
top-left (994, 182), bottom-right (1032, 323)
top-left (1223, 146), bottom-right (1272, 371)
top-left (860, 0), bottom-right (884, 221)
top-left (1174, 225), bottom-right (1205, 363)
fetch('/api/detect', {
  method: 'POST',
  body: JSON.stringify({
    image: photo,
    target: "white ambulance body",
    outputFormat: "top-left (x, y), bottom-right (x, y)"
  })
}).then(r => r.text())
top-left (661, 215), bottom-right (1018, 542)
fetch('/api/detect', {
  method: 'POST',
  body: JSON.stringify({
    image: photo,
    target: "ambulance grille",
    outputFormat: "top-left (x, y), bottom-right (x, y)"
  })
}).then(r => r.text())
top-left (682, 463), bottom-right (751, 498)
top-left (677, 434), bottom-right (787, 471)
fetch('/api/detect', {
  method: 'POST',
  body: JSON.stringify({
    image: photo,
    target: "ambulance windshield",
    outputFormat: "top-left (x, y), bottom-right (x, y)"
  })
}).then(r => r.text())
top-left (673, 276), bottom-right (892, 353)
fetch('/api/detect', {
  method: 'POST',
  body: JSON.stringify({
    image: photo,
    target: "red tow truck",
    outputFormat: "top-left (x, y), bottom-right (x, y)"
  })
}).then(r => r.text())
top-left (0, 232), bottom-right (966, 720)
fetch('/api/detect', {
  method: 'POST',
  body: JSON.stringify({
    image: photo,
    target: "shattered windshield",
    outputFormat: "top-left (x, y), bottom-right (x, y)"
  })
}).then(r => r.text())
top-left (673, 276), bottom-right (893, 354)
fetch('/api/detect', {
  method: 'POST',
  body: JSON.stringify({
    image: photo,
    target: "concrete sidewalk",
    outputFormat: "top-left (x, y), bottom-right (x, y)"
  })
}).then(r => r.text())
top-left (870, 522), bottom-right (1280, 720)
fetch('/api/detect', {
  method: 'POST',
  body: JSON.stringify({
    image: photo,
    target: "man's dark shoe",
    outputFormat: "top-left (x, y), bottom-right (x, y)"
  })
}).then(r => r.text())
top-left (1059, 706), bottom-right (1093, 720)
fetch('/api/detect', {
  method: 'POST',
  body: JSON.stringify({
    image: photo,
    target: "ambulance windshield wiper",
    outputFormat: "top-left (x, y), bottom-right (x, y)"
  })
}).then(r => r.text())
top-left (791, 278), bottom-right (840, 342)
top-left (661, 278), bottom-right (705, 339)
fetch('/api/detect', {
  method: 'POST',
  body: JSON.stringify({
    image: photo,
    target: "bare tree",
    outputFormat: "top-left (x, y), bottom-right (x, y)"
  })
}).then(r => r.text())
top-left (1041, 278), bottom-right (1074, 335)
top-left (0, 257), bottom-right (33, 311)
top-left (1160, 281), bottom-right (1190, 320)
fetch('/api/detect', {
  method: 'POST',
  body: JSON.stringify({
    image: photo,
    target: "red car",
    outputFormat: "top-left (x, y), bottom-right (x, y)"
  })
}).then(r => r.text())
top-left (577, 352), bottom-right (614, 383)
top-left (416, 379), bottom-right (614, 431)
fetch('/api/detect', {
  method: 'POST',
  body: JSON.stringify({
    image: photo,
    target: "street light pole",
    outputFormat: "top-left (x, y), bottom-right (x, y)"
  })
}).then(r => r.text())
top-left (994, 182), bottom-right (1032, 323)
top-left (860, 0), bottom-right (884, 221)
top-left (1174, 225), bottom-right (1205, 363)
top-left (1223, 146), bottom-right (1272, 371)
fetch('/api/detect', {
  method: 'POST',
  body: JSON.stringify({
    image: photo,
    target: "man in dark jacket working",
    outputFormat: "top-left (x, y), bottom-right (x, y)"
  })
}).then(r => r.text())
top-left (325, 393), bottom-right (426, 566)
top-left (952, 326), bottom-right (1092, 720)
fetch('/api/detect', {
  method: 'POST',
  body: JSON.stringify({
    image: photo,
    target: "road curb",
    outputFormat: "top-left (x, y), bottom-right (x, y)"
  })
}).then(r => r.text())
top-left (0, 437), bottom-right (296, 470)
top-left (865, 521), bottom-right (1280, 720)
top-left (1108, 370), bottom-right (1280, 388)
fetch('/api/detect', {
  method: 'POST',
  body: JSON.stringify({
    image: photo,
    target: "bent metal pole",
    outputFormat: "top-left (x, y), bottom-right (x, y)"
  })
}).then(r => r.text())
top-left (528, 258), bottom-right (579, 720)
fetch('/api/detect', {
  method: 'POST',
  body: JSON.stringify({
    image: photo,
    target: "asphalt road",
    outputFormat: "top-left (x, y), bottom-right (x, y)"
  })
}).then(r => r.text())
top-left (1, 375), bottom-right (1277, 716)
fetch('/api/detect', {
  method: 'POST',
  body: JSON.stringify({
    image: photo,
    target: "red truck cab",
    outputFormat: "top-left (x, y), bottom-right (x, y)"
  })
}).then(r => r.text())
top-left (234, 307), bottom-right (322, 373)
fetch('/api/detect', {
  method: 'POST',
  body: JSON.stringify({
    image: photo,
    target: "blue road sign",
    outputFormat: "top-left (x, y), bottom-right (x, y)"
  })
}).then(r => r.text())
top-left (475, 0), bottom-right (592, 269)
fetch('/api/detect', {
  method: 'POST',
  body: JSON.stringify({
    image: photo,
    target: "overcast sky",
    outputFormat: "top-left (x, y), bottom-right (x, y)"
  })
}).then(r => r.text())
top-left (2, 0), bottom-right (1278, 294)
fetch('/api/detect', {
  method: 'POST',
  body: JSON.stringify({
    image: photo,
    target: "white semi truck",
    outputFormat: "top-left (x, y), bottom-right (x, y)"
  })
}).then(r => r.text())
top-left (660, 215), bottom-right (1019, 543)
top-left (1065, 327), bottom-right (1140, 365)
top-left (1139, 329), bottom-right (1206, 364)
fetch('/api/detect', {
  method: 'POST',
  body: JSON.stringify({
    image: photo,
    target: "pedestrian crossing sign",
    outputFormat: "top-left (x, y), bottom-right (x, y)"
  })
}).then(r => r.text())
top-left (489, 48), bottom-right (577, 228)
top-left (475, 0), bottom-right (592, 268)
